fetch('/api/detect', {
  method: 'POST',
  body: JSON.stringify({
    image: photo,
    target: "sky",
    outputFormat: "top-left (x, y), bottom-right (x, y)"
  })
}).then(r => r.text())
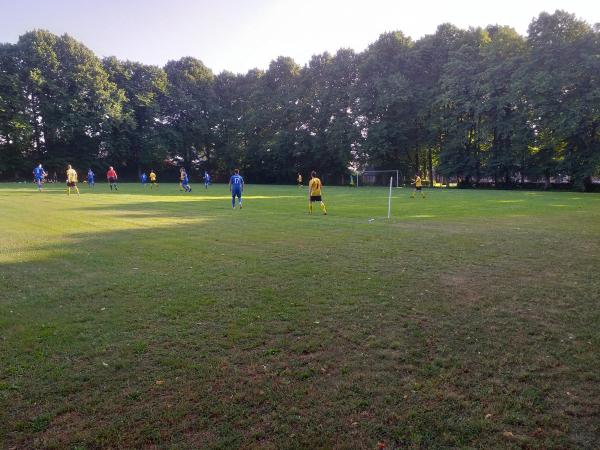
top-left (1, 0), bottom-right (599, 74)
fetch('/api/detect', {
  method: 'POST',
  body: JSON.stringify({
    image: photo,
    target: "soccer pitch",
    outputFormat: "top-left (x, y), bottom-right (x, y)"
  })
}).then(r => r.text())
top-left (1, 183), bottom-right (599, 449)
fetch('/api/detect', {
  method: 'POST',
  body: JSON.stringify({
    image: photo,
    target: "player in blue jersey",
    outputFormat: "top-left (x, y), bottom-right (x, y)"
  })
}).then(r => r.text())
top-left (140, 172), bottom-right (148, 187)
top-left (33, 164), bottom-right (47, 191)
top-left (180, 167), bottom-right (192, 192)
top-left (87, 168), bottom-right (95, 188)
top-left (203, 171), bottom-right (211, 189)
top-left (229, 169), bottom-right (244, 209)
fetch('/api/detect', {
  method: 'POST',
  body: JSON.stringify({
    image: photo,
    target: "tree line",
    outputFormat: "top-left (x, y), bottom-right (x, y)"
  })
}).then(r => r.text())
top-left (0, 10), bottom-right (599, 189)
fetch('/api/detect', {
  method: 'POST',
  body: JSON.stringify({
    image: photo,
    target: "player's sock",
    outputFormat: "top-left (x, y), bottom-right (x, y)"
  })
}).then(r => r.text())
top-left (320, 202), bottom-right (327, 214)
top-left (239, 199), bottom-right (242, 209)
top-left (309, 203), bottom-right (313, 214)
top-left (232, 197), bottom-right (235, 208)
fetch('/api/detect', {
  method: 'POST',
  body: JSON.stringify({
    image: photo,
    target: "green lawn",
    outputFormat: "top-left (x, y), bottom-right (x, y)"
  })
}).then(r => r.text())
top-left (1, 182), bottom-right (599, 449)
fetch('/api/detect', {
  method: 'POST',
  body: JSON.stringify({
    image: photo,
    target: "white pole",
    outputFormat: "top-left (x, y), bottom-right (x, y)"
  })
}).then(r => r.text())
top-left (396, 170), bottom-right (399, 187)
top-left (356, 173), bottom-right (359, 188)
top-left (387, 176), bottom-right (393, 219)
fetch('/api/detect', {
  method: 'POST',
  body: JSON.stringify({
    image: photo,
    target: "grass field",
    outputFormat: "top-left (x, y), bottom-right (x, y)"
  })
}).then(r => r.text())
top-left (1, 182), bottom-right (599, 449)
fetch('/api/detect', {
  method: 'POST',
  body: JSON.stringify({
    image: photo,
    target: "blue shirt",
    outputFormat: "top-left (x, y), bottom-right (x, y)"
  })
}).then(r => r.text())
top-left (141, 174), bottom-right (147, 183)
top-left (230, 174), bottom-right (244, 191)
top-left (204, 173), bottom-right (211, 182)
top-left (33, 167), bottom-right (44, 179)
top-left (88, 171), bottom-right (94, 180)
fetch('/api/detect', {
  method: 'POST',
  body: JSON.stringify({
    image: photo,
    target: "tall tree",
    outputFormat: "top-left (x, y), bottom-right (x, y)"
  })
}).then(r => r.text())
top-left (437, 28), bottom-right (490, 185)
top-left (14, 30), bottom-right (124, 172)
top-left (0, 43), bottom-right (32, 177)
top-left (103, 57), bottom-right (168, 174)
top-left (297, 49), bottom-right (359, 182)
top-left (519, 11), bottom-right (600, 190)
top-left (411, 24), bottom-right (467, 183)
top-left (355, 32), bottom-right (417, 175)
top-left (163, 57), bottom-right (215, 172)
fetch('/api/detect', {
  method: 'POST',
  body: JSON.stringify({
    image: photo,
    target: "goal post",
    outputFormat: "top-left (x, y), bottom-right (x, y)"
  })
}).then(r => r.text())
top-left (388, 176), bottom-right (393, 219)
top-left (358, 169), bottom-right (403, 188)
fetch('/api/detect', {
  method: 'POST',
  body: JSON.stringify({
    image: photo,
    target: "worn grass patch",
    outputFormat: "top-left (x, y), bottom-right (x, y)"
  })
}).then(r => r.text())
top-left (1, 183), bottom-right (599, 449)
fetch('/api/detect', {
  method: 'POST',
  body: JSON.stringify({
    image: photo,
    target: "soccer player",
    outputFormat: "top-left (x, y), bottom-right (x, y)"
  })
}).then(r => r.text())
top-left (297, 173), bottom-right (303, 188)
top-left (66, 165), bottom-right (80, 196)
top-left (87, 168), bottom-right (95, 188)
top-left (229, 169), bottom-right (244, 209)
top-left (140, 172), bottom-right (148, 187)
top-left (107, 166), bottom-right (118, 191)
top-left (149, 169), bottom-right (158, 189)
top-left (33, 164), bottom-right (47, 191)
top-left (180, 167), bottom-right (191, 192)
top-left (411, 172), bottom-right (426, 198)
top-left (203, 171), bottom-right (211, 189)
top-left (308, 171), bottom-right (327, 215)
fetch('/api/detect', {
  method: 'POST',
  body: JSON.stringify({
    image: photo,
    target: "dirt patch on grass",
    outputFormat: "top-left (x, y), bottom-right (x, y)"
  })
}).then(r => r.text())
top-left (439, 272), bottom-right (485, 305)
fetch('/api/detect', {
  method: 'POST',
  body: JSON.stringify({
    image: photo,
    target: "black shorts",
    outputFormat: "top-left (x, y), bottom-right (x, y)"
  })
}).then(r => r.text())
top-left (310, 195), bottom-right (322, 202)
top-left (416, 186), bottom-right (422, 191)
top-left (108, 177), bottom-right (116, 184)
top-left (67, 181), bottom-right (76, 187)
top-left (150, 180), bottom-right (156, 184)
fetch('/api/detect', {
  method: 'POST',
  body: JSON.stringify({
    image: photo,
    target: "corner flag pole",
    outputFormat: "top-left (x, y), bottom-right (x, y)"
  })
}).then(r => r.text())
top-left (388, 176), bottom-right (393, 219)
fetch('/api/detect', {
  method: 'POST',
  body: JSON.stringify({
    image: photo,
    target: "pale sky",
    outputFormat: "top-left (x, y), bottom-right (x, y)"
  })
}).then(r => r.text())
top-left (1, 0), bottom-right (598, 74)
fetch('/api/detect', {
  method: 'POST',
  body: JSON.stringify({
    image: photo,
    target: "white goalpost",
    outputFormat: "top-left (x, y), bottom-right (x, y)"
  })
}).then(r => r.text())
top-left (387, 176), bottom-right (393, 219)
top-left (357, 169), bottom-right (402, 188)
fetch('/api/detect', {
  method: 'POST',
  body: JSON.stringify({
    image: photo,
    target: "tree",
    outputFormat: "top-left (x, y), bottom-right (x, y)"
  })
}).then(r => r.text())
top-left (163, 57), bottom-right (216, 173)
top-left (0, 43), bottom-right (33, 177)
top-left (478, 25), bottom-right (529, 185)
top-left (411, 24), bottom-right (467, 184)
top-left (103, 57), bottom-right (168, 174)
top-left (14, 30), bottom-right (123, 173)
top-left (436, 28), bottom-right (490, 185)
top-left (297, 49), bottom-right (360, 182)
top-left (355, 32), bottom-right (417, 175)
top-left (519, 11), bottom-right (600, 190)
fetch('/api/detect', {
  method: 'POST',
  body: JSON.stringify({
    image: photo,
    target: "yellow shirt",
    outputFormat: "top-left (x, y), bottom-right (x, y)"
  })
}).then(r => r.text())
top-left (150, 172), bottom-right (156, 181)
top-left (67, 168), bottom-right (78, 183)
top-left (415, 176), bottom-right (422, 188)
top-left (309, 177), bottom-right (322, 196)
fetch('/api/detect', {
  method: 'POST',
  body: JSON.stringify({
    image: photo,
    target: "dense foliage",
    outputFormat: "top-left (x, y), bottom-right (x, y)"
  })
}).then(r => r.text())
top-left (0, 11), bottom-right (599, 189)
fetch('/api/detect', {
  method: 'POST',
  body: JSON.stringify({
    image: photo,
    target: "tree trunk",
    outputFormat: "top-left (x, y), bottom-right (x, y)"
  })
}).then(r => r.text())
top-left (415, 147), bottom-right (420, 175)
top-left (427, 148), bottom-right (433, 188)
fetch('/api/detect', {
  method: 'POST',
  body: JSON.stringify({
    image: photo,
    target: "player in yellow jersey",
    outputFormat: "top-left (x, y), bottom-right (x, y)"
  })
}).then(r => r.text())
top-left (149, 169), bottom-right (158, 189)
top-left (308, 171), bottom-right (327, 215)
top-left (66, 164), bottom-right (80, 196)
top-left (297, 172), bottom-right (303, 188)
top-left (411, 172), bottom-right (426, 198)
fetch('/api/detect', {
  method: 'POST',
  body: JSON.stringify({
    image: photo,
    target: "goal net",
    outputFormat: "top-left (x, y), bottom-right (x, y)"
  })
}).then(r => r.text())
top-left (357, 170), bottom-right (404, 187)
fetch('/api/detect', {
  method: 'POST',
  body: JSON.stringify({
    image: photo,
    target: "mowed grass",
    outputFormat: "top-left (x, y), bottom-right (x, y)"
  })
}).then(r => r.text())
top-left (1, 182), bottom-right (599, 449)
